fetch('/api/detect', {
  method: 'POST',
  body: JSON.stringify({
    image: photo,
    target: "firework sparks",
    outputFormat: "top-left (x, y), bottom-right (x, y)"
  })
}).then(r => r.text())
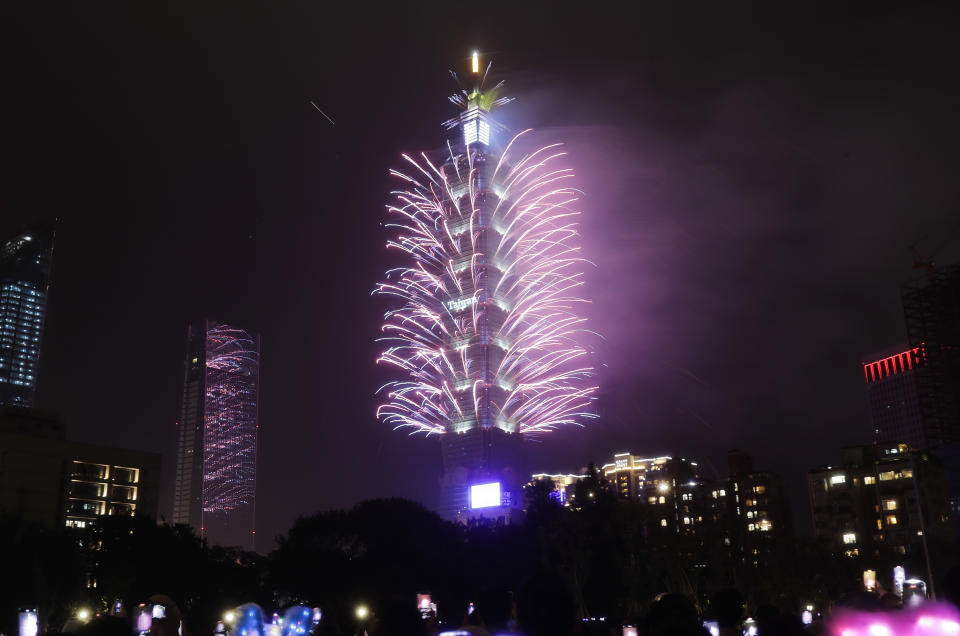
top-left (203, 323), bottom-right (259, 513)
top-left (375, 57), bottom-right (597, 437)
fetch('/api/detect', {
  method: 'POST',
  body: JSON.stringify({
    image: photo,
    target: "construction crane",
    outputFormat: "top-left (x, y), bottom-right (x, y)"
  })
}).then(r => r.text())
top-left (910, 219), bottom-right (960, 275)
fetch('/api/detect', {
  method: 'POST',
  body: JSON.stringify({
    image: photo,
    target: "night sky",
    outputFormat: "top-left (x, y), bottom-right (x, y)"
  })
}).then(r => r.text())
top-left (4, 3), bottom-right (960, 547)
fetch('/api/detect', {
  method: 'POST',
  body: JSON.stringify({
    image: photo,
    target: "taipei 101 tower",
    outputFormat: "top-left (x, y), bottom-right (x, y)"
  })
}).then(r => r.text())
top-left (375, 53), bottom-right (596, 520)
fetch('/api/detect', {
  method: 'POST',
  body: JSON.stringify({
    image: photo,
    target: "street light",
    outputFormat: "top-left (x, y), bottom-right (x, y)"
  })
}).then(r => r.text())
top-left (77, 609), bottom-right (91, 622)
top-left (224, 611), bottom-right (236, 625)
top-left (355, 605), bottom-right (369, 620)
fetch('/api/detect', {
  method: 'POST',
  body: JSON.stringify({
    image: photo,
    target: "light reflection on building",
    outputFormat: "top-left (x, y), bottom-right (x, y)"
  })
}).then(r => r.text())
top-left (173, 320), bottom-right (260, 549)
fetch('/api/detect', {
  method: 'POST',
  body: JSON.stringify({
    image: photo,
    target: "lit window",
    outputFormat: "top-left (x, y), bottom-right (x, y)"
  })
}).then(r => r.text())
top-left (830, 474), bottom-right (846, 485)
top-left (661, 519), bottom-right (667, 527)
top-left (658, 496), bottom-right (665, 504)
top-left (748, 523), bottom-right (755, 532)
top-left (753, 485), bottom-right (767, 494)
top-left (683, 517), bottom-right (691, 525)
top-left (759, 520), bottom-right (773, 532)
top-left (746, 511), bottom-right (755, 519)
top-left (879, 471), bottom-right (895, 481)
top-left (648, 496), bottom-right (656, 504)
top-left (886, 515), bottom-right (898, 525)
top-left (876, 519), bottom-right (883, 530)
top-left (463, 119), bottom-right (479, 146)
top-left (711, 490), bottom-right (718, 499)
top-left (843, 532), bottom-right (857, 544)
top-left (901, 470), bottom-right (913, 479)
top-left (884, 500), bottom-right (898, 511)
top-left (864, 476), bottom-right (876, 485)
top-left (719, 489), bottom-right (726, 496)
top-left (478, 120), bottom-right (490, 145)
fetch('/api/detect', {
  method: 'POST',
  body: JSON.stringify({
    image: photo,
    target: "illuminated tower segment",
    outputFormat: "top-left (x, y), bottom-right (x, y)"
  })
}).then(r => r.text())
top-left (376, 54), bottom-right (596, 517)
top-left (0, 220), bottom-right (55, 408)
top-left (202, 323), bottom-right (260, 546)
top-left (173, 320), bottom-right (260, 548)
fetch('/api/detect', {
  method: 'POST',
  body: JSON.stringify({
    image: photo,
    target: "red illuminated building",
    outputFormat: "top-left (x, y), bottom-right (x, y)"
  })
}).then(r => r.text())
top-left (862, 345), bottom-right (925, 448)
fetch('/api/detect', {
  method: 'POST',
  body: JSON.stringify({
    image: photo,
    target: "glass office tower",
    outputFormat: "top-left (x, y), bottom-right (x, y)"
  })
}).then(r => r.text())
top-left (0, 220), bottom-right (55, 407)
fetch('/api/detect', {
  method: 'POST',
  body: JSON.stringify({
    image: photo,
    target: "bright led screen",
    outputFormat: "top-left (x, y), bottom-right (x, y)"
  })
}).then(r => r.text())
top-left (470, 482), bottom-right (501, 509)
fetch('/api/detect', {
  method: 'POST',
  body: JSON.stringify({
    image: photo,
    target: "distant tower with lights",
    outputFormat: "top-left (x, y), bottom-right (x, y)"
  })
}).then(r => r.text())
top-left (172, 320), bottom-right (260, 548)
top-left (862, 345), bottom-right (925, 448)
top-left (0, 219), bottom-right (55, 408)
top-left (375, 52), bottom-right (596, 520)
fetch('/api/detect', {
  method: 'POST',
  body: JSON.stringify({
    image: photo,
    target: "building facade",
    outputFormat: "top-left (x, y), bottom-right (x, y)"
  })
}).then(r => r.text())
top-left (172, 321), bottom-right (260, 549)
top-left (440, 427), bottom-right (526, 522)
top-left (862, 345), bottom-right (925, 448)
top-left (0, 220), bottom-right (55, 408)
top-left (725, 450), bottom-right (793, 563)
top-left (808, 442), bottom-right (953, 558)
top-left (598, 453), bottom-right (721, 536)
top-left (901, 264), bottom-right (960, 531)
top-left (901, 265), bottom-right (960, 448)
top-left (601, 453), bottom-right (674, 502)
top-left (0, 406), bottom-right (160, 529)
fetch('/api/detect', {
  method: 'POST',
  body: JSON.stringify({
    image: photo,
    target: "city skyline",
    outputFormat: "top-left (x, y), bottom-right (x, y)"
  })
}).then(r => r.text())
top-left (4, 3), bottom-right (960, 546)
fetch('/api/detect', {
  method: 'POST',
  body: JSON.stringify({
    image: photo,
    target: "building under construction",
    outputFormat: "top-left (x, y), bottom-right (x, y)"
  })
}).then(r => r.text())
top-left (901, 264), bottom-right (960, 448)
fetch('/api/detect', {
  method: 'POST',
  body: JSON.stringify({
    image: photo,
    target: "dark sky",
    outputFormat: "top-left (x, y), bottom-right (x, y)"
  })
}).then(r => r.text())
top-left (4, 2), bottom-right (960, 547)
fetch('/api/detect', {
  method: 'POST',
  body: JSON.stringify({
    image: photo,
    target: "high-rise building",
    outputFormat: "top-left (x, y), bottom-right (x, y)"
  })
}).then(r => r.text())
top-left (172, 321), bottom-right (260, 549)
top-left (0, 220), bottom-right (55, 408)
top-left (862, 345), bottom-right (925, 448)
top-left (901, 264), bottom-right (960, 525)
top-left (901, 265), bottom-right (960, 448)
top-left (807, 442), bottom-right (953, 558)
top-left (374, 54), bottom-right (595, 521)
